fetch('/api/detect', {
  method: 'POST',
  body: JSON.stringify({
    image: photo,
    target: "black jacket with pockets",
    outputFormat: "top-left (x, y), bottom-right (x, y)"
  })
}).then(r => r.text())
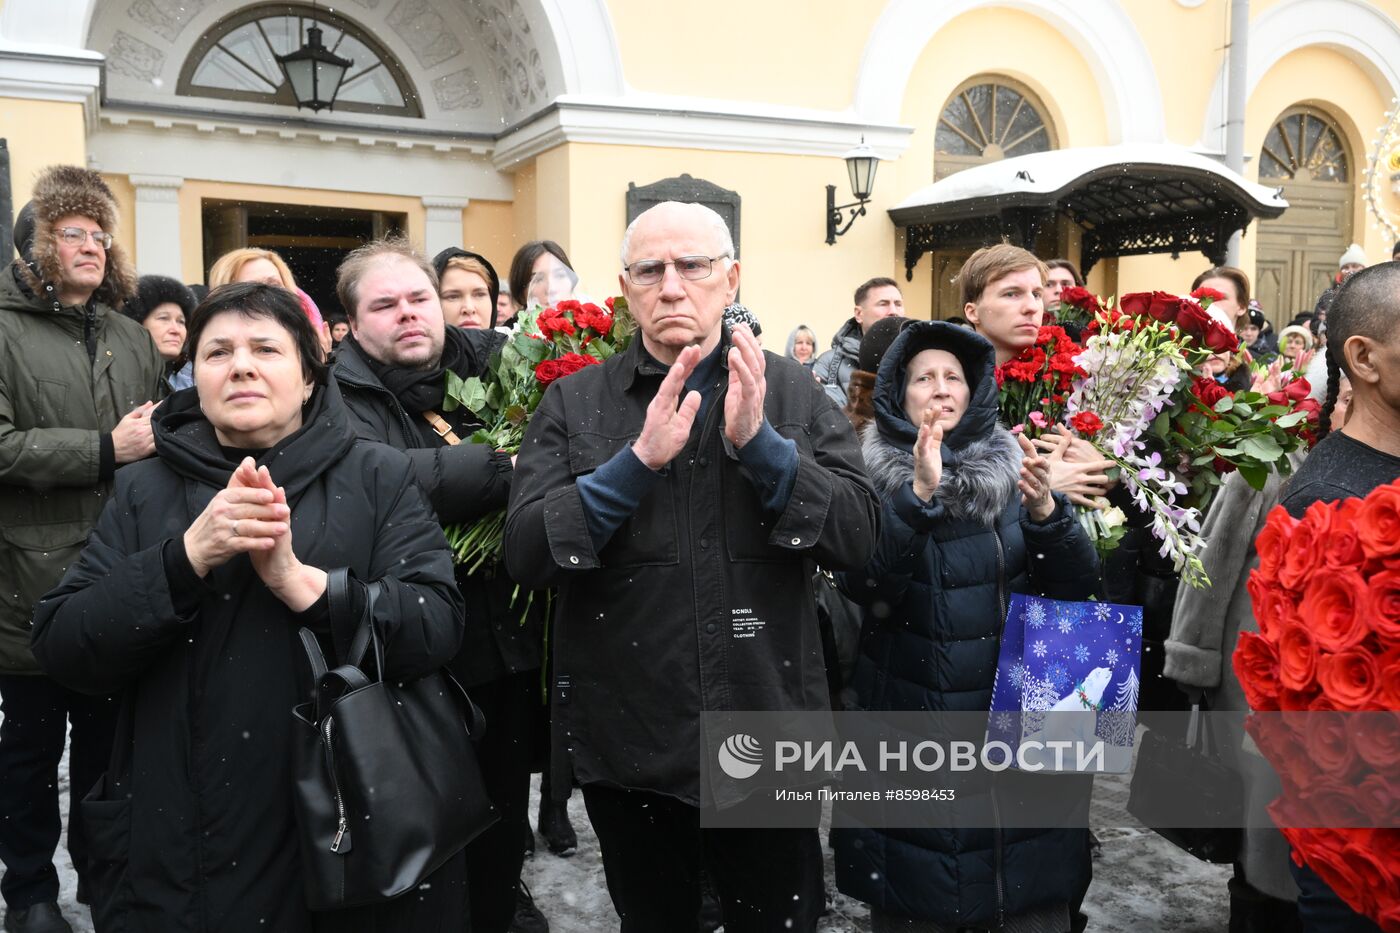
top-left (332, 333), bottom-right (542, 686)
top-left (503, 330), bottom-right (879, 805)
top-left (31, 381), bottom-right (464, 933)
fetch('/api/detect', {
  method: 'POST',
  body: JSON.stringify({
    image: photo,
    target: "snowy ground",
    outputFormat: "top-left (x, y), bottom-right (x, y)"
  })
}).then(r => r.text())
top-left (16, 747), bottom-right (1232, 933)
top-left (518, 769), bottom-right (1232, 933)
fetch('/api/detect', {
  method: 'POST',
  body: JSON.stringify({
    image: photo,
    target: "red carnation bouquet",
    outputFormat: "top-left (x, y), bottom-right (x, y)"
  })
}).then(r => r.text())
top-left (994, 324), bottom-right (1086, 435)
top-left (1235, 480), bottom-right (1400, 930)
top-left (441, 297), bottom-right (635, 572)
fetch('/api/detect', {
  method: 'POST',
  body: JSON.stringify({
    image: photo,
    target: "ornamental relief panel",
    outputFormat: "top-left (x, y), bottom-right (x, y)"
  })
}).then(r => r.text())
top-left (127, 0), bottom-right (215, 41)
top-left (433, 68), bottom-right (484, 111)
top-left (461, 0), bottom-right (552, 119)
top-left (388, 0), bottom-right (465, 69)
top-left (107, 30), bottom-right (165, 82)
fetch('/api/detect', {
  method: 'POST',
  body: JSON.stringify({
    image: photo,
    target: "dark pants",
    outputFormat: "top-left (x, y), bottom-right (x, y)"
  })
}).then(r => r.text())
top-left (0, 673), bottom-right (117, 909)
top-left (464, 670), bottom-right (539, 933)
top-left (316, 848), bottom-right (469, 933)
top-left (1229, 867), bottom-right (1302, 933)
top-left (1289, 860), bottom-right (1382, 933)
top-left (581, 784), bottom-right (823, 933)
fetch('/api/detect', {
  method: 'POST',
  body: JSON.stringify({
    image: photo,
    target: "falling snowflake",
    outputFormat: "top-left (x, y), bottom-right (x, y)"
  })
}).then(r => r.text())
top-left (1024, 600), bottom-right (1048, 630)
top-left (1057, 618), bottom-right (1074, 635)
top-left (1032, 640), bottom-right (1047, 659)
top-left (1104, 648), bottom-right (1120, 667)
top-left (993, 712), bottom-right (1014, 732)
top-left (1095, 603), bottom-right (1113, 622)
top-left (1046, 662), bottom-right (1071, 692)
top-left (1127, 614), bottom-right (1143, 638)
top-left (1008, 662), bottom-right (1029, 690)
top-left (1073, 643), bottom-right (1090, 664)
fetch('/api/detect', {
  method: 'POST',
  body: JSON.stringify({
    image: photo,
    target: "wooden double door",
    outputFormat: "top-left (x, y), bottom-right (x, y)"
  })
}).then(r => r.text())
top-left (1253, 178), bottom-right (1351, 326)
top-left (1253, 107), bottom-right (1354, 327)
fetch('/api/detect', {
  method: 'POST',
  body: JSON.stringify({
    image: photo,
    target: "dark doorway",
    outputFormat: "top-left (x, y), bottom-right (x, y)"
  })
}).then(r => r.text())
top-left (201, 199), bottom-right (407, 317)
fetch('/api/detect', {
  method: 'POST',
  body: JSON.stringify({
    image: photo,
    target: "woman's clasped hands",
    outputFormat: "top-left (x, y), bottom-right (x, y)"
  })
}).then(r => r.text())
top-left (183, 457), bottom-right (327, 611)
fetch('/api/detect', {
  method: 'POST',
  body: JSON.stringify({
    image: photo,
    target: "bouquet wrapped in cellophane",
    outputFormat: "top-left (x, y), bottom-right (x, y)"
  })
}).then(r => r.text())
top-left (441, 297), bottom-right (635, 574)
top-left (998, 287), bottom-right (1320, 586)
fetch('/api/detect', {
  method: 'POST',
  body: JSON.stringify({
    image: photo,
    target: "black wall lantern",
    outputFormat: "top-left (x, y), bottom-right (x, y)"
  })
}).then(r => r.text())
top-left (277, 10), bottom-right (353, 112)
top-left (826, 138), bottom-right (881, 245)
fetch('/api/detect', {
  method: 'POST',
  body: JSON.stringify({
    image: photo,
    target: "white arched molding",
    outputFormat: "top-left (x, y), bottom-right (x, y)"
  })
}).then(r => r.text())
top-left (537, 0), bottom-right (625, 98)
top-left (0, 0), bottom-right (102, 128)
top-left (852, 0), bottom-right (1166, 144)
top-left (0, 0), bottom-right (97, 52)
top-left (1199, 0), bottom-right (1400, 153)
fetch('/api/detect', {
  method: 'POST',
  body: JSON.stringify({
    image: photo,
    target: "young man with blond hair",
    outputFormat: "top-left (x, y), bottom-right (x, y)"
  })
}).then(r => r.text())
top-left (960, 243), bottom-right (1049, 366)
top-left (959, 244), bottom-right (1114, 511)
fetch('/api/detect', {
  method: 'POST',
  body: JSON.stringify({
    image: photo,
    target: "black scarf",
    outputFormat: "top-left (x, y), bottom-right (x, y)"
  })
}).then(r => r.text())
top-left (358, 326), bottom-right (473, 415)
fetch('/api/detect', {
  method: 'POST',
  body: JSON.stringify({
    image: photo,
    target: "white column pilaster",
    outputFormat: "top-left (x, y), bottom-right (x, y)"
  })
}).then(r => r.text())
top-left (422, 197), bottom-right (470, 259)
top-left (129, 174), bottom-right (184, 279)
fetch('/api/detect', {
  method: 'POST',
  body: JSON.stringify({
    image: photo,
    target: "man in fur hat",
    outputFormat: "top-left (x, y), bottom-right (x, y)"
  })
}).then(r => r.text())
top-left (0, 165), bottom-right (163, 932)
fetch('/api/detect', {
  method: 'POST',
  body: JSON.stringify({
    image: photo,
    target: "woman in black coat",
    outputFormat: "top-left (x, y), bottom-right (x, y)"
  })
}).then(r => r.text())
top-left (833, 321), bottom-right (1099, 932)
top-left (31, 283), bottom-right (466, 933)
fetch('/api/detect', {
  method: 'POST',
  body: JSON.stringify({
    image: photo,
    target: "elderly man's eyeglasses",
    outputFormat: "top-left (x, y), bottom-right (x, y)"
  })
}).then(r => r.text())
top-left (56, 227), bottom-right (114, 250)
top-left (624, 254), bottom-right (730, 286)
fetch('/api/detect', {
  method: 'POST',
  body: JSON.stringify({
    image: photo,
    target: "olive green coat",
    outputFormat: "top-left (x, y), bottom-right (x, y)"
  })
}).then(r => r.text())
top-left (0, 265), bottom-right (164, 673)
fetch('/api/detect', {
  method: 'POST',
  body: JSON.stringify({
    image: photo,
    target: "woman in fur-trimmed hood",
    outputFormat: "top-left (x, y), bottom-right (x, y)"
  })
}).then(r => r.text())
top-left (832, 321), bottom-right (1100, 933)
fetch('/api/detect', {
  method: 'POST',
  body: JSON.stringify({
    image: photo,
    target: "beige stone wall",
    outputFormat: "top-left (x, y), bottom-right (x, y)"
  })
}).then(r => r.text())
top-left (1, 98), bottom-right (87, 216)
top-left (606, 0), bottom-right (881, 110)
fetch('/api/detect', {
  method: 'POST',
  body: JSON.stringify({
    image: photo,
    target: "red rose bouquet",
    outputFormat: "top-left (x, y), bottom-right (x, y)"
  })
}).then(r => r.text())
top-left (1049, 285), bottom-right (1104, 334)
top-left (1235, 480), bottom-right (1400, 930)
top-left (441, 297), bottom-right (635, 573)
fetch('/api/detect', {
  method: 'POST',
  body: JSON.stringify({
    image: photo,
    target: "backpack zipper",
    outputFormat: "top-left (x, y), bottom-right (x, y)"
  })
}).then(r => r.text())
top-left (323, 717), bottom-right (351, 854)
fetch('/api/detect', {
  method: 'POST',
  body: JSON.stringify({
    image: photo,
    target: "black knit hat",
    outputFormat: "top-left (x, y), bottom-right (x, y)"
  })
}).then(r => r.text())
top-left (858, 315), bottom-right (912, 373)
top-left (123, 275), bottom-right (197, 323)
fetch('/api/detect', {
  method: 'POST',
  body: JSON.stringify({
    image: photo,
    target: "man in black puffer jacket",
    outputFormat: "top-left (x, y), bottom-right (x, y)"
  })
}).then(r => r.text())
top-left (330, 239), bottom-right (545, 933)
top-left (833, 321), bottom-right (1099, 931)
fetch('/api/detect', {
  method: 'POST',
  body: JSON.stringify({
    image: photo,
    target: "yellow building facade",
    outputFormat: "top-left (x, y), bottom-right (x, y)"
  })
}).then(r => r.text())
top-left (2, 0), bottom-right (1399, 344)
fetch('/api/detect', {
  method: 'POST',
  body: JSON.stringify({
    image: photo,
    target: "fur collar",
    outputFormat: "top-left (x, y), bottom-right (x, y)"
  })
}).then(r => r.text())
top-left (862, 424), bottom-right (1021, 528)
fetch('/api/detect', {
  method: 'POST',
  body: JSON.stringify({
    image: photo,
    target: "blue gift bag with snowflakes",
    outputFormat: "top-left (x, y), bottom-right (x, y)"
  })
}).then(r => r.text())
top-left (987, 594), bottom-right (1143, 773)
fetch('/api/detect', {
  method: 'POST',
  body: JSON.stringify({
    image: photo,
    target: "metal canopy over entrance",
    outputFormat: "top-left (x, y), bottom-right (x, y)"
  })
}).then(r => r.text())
top-left (890, 144), bottom-right (1289, 278)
